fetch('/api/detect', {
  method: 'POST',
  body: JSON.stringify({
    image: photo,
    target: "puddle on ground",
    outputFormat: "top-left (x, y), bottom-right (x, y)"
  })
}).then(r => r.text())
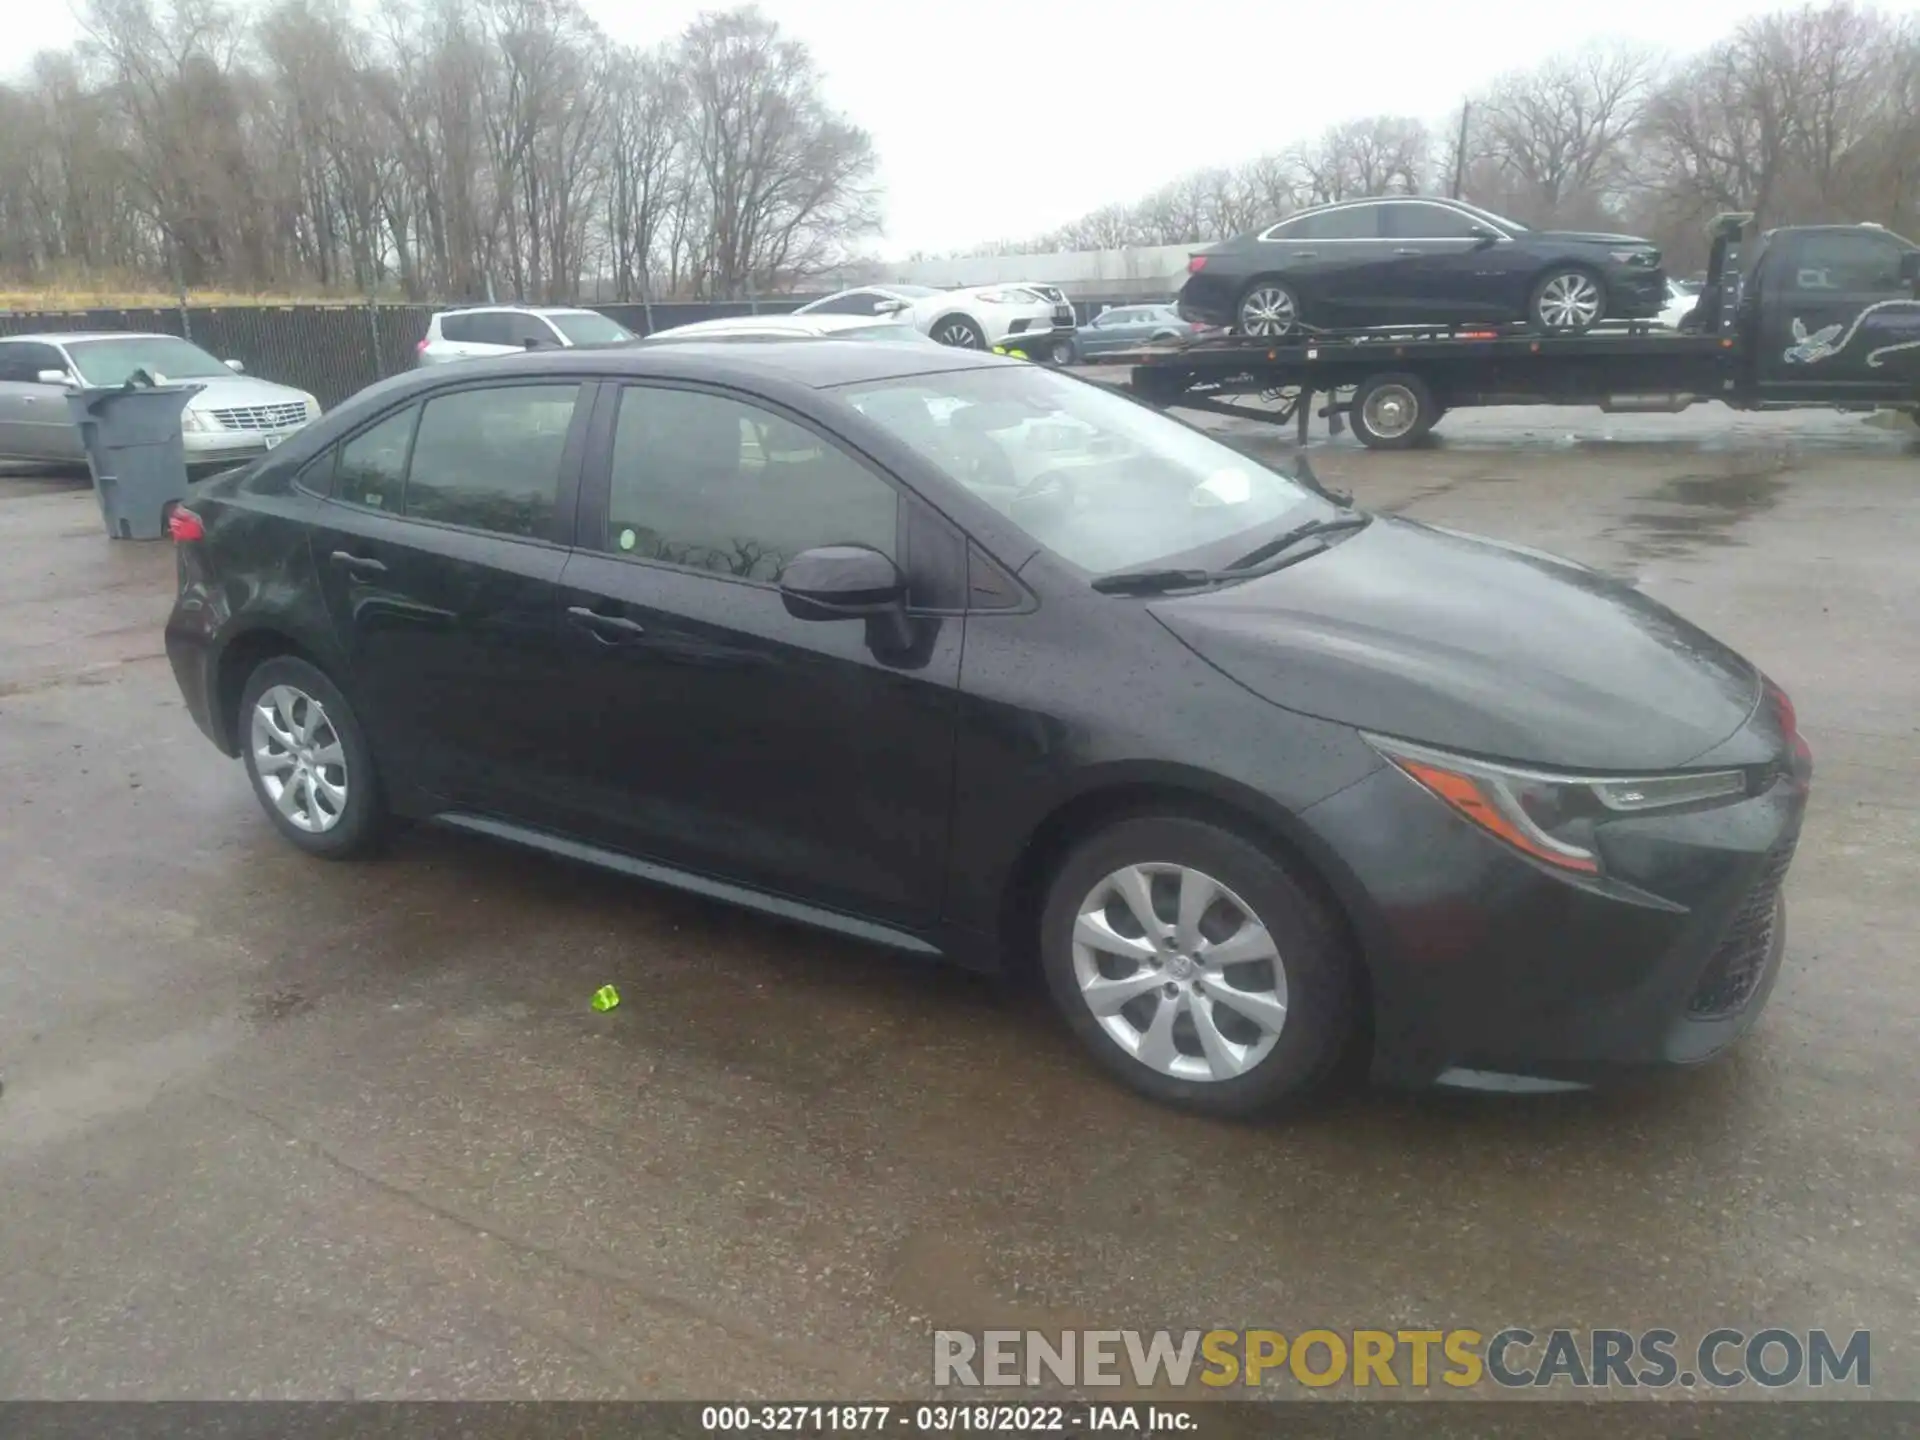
top-left (1607, 464), bottom-right (1791, 561)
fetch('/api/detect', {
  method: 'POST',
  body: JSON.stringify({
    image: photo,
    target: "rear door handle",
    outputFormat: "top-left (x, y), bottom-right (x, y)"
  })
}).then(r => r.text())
top-left (1393, 247), bottom-right (1421, 255)
top-left (329, 550), bottom-right (387, 576)
top-left (567, 605), bottom-right (646, 640)
top-left (1293, 250), bottom-right (1318, 259)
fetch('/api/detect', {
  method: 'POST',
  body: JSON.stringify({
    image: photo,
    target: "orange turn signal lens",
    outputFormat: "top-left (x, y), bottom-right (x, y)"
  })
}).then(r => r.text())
top-left (1392, 758), bottom-right (1602, 875)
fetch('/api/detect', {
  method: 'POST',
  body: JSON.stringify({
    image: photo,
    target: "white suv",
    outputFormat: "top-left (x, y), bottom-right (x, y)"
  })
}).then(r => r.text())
top-left (415, 306), bottom-right (636, 367)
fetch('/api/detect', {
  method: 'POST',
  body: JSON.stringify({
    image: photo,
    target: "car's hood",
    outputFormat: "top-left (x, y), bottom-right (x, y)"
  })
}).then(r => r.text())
top-left (178, 374), bottom-right (312, 410)
top-left (1147, 517), bottom-right (1759, 770)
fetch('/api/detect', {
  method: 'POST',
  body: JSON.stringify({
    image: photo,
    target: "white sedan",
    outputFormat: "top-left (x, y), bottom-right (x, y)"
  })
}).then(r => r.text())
top-left (643, 313), bottom-right (939, 345)
top-left (795, 284), bottom-right (1077, 360)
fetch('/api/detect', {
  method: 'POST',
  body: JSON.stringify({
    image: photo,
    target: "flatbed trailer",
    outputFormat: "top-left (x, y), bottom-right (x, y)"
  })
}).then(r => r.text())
top-left (1083, 214), bottom-right (1920, 449)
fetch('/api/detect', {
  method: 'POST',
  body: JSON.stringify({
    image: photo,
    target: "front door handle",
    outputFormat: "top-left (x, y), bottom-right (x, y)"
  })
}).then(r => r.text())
top-left (329, 550), bottom-right (387, 576)
top-left (567, 605), bottom-right (647, 640)
top-left (1292, 250), bottom-right (1318, 260)
top-left (1393, 247), bottom-right (1421, 255)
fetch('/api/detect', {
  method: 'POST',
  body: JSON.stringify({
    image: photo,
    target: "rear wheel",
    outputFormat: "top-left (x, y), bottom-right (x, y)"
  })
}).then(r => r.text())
top-left (1348, 371), bottom-right (1437, 449)
top-left (1236, 280), bottom-right (1300, 337)
top-left (1039, 815), bottom-right (1358, 1116)
top-left (1530, 267), bottom-right (1606, 333)
top-left (239, 656), bottom-right (387, 859)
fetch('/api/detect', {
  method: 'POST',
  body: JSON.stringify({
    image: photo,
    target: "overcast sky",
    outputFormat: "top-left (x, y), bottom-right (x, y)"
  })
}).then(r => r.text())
top-left (14, 0), bottom-right (1920, 256)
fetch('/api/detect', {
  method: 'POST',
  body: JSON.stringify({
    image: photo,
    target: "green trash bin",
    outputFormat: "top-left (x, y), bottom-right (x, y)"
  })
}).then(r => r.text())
top-left (64, 375), bottom-right (201, 540)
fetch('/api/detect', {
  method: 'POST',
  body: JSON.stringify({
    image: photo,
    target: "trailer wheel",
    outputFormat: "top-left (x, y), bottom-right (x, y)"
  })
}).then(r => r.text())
top-left (1349, 373), bottom-right (1436, 450)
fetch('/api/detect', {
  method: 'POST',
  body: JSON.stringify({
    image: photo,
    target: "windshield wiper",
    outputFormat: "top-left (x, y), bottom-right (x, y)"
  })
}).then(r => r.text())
top-left (1090, 513), bottom-right (1373, 596)
top-left (1221, 512), bottom-right (1371, 571)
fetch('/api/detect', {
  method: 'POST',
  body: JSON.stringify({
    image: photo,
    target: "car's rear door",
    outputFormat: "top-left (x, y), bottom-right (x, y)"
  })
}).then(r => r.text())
top-left (545, 379), bottom-right (964, 928)
top-left (1269, 204), bottom-right (1389, 325)
top-left (306, 377), bottom-right (591, 815)
top-left (1754, 229), bottom-right (1920, 402)
top-left (1374, 200), bottom-right (1514, 321)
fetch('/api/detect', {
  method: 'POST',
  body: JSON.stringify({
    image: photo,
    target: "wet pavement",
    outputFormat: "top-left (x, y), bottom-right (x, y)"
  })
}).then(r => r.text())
top-left (1, 409), bottom-right (1917, 1400)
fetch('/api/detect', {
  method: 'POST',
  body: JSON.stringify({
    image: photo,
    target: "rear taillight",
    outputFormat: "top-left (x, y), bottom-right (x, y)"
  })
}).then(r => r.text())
top-left (416, 338), bottom-right (429, 353)
top-left (168, 506), bottom-right (205, 543)
top-left (1187, 255), bottom-right (1208, 273)
top-left (1765, 675), bottom-right (1812, 772)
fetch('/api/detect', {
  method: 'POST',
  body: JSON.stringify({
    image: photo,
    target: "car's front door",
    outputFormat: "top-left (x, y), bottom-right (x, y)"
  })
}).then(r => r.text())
top-left (306, 379), bottom-right (590, 815)
top-left (0, 342), bottom-right (83, 461)
top-left (1374, 200), bottom-right (1516, 321)
top-left (549, 381), bottom-right (964, 928)
top-left (1079, 308), bottom-right (1138, 354)
top-left (1755, 229), bottom-right (1920, 401)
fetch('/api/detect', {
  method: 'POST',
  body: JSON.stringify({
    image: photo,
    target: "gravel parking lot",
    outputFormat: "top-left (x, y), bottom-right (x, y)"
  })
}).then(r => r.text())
top-left (1, 406), bottom-right (1916, 1402)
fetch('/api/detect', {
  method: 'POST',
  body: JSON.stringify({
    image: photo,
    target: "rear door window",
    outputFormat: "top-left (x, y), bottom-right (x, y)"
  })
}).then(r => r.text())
top-left (439, 314), bottom-right (480, 344)
top-left (403, 383), bottom-right (581, 540)
top-left (333, 405), bottom-right (418, 512)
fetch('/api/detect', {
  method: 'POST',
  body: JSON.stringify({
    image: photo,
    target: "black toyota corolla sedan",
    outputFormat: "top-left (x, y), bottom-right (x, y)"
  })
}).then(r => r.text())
top-left (164, 341), bottom-right (1809, 1115)
top-left (1178, 195), bottom-right (1668, 336)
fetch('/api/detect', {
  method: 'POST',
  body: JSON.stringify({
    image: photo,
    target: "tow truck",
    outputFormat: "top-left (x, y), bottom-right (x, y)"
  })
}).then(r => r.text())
top-left (1082, 214), bottom-right (1920, 449)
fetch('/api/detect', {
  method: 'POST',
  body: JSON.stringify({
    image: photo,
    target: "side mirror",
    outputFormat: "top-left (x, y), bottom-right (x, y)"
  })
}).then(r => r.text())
top-left (36, 369), bottom-right (74, 386)
top-left (1901, 252), bottom-right (1920, 287)
top-left (223, 358), bottom-right (245, 373)
top-left (873, 299), bottom-right (911, 315)
top-left (780, 545), bottom-right (912, 648)
top-left (1467, 224), bottom-right (1499, 247)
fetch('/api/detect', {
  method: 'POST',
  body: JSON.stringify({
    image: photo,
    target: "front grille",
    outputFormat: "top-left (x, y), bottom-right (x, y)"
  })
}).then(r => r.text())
top-left (208, 402), bottom-right (309, 432)
top-left (1686, 840), bottom-right (1797, 1018)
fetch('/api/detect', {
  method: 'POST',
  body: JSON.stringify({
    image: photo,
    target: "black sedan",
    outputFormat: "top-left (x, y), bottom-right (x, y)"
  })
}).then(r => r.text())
top-left (164, 341), bottom-right (1808, 1115)
top-left (1179, 196), bottom-right (1667, 337)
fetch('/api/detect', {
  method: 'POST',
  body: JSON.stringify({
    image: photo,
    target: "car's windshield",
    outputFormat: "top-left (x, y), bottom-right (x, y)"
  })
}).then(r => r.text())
top-left (840, 366), bottom-right (1319, 575)
top-left (65, 336), bottom-right (231, 384)
top-left (547, 312), bottom-right (634, 345)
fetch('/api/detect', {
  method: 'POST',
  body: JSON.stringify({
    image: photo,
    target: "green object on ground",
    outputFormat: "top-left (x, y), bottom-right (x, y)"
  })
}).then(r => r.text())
top-left (591, 984), bottom-right (620, 1012)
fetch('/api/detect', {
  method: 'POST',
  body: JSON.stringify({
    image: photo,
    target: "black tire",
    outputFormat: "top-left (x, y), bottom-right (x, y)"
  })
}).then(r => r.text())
top-left (1038, 815), bottom-right (1359, 1116)
top-left (238, 655), bottom-right (387, 859)
top-left (1235, 278), bottom-right (1300, 337)
top-left (1049, 338), bottom-right (1076, 365)
top-left (931, 314), bottom-right (987, 349)
top-left (1529, 266), bottom-right (1607, 334)
top-left (1348, 371), bottom-right (1437, 450)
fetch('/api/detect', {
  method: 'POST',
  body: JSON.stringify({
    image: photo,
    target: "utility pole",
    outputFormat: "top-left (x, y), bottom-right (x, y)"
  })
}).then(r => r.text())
top-left (1451, 102), bottom-right (1471, 200)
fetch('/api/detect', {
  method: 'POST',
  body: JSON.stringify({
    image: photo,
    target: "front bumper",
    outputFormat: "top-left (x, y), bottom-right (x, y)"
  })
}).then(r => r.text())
top-left (1302, 727), bottom-right (1812, 1089)
top-left (183, 426), bottom-right (311, 465)
top-left (991, 326), bottom-right (1078, 363)
top-left (1604, 267), bottom-right (1668, 319)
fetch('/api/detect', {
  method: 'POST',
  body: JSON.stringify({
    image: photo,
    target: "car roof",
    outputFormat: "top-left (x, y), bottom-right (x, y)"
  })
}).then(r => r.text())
top-left (354, 338), bottom-right (1006, 404)
top-left (433, 305), bottom-right (600, 317)
top-left (650, 314), bottom-right (912, 338)
top-left (1, 331), bottom-right (180, 344)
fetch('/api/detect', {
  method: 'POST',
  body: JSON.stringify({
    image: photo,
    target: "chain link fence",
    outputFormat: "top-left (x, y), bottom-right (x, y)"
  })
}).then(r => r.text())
top-left (1, 295), bottom-right (1126, 410)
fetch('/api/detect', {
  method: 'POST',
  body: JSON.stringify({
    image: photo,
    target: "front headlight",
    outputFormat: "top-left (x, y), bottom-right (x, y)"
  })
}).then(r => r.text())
top-left (1610, 248), bottom-right (1659, 267)
top-left (302, 393), bottom-right (322, 420)
top-left (1366, 734), bottom-right (1748, 875)
top-left (974, 288), bottom-right (1036, 306)
top-left (180, 408), bottom-right (208, 433)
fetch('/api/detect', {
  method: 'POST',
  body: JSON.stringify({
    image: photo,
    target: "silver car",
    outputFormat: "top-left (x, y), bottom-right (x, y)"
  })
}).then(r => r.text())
top-left (415, 305), bottom-right (636, 366)
top-left (0, 332), bottom-right (321, 470)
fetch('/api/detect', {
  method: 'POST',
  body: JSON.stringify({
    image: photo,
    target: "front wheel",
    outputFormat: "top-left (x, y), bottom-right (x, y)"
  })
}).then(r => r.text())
top-left (1348, 371), bottom-right (1438, 449)
top-left (1530, 268), bottom-right (1607, 333)
top-left (931, 314), bottom-right (987, 349)
top-left (239, 655), bottom-right (387, 859)
top-left (1039, 816), bottom-right (1359, 1116)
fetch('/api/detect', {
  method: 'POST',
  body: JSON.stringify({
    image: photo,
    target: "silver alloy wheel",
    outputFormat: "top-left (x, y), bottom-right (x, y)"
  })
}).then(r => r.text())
top-left (1238, 286), bottom-right (1297, 336)
top-left (1360, 383), bottom-right (1420, 440)
top-left (250, 683), bottom-right (348, 834)
top-left (1071, 863), bottom-right (1288, 1082)
top-left (1536, 271), bottom-right (1602, 329)
top-left (934, 318), bottom-right (983, 348)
